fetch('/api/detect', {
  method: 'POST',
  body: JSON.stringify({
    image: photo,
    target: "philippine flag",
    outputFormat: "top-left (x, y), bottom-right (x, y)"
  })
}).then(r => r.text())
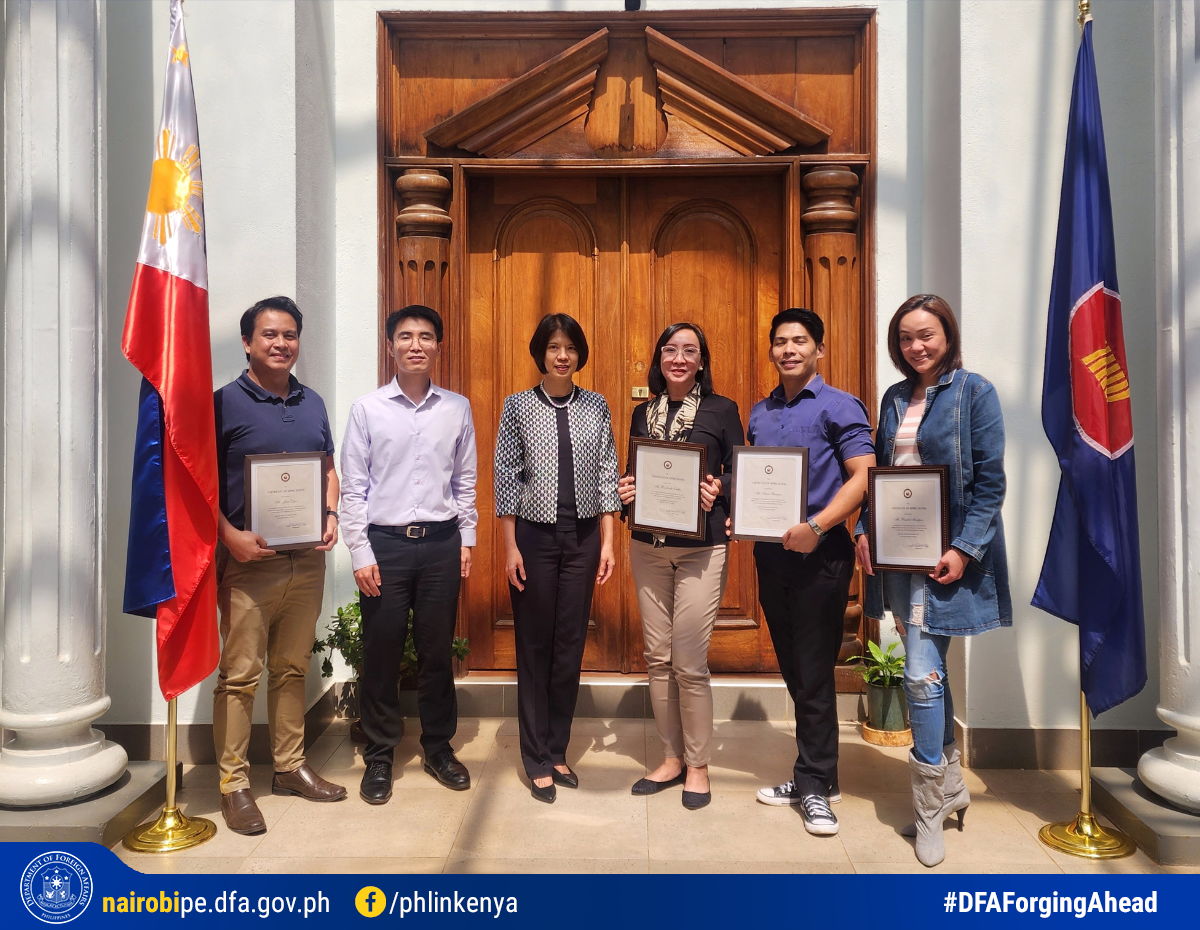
top-left (121, 0), bottom-right (220, 701)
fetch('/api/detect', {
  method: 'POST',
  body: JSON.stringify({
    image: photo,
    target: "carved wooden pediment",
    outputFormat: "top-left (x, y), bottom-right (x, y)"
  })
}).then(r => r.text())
top-left (424, 26), bottom-right (831, 158)
top-left (643, 28), bottom-right (831, 155)
top-left (424, 29), bottom-right (609, 158)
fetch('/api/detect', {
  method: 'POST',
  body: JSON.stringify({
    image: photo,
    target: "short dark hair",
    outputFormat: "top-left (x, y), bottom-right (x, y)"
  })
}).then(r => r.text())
top-left (240, 296), bottom-right (303, 343)
top-left (647, 322), bottom-right (714, 397)
top-left (385, 304), bottom-right (443, 342)
top-left (768, 307), bottom-right (824, 345)
top-left (529, 313), bottom-right (589, 373)
top-left (887, 294), bottom-right (963, 383)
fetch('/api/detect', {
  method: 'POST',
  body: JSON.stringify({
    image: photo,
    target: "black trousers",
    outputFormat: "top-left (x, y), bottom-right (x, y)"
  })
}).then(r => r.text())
top-left (360, 524), bottom-right (461, 764)
top-left (510, 517), bottom-right (600, 779)
top-left (754, 526), bottom-right (854, 796)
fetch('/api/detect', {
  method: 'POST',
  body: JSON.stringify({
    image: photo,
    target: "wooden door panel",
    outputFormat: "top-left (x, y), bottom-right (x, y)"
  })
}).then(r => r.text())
top-left (466, 175), bottom-right (624, 670)
top-left (467, 171), bottom-right (787, 673)
top-left (627, 174), bottom-right (783, 672)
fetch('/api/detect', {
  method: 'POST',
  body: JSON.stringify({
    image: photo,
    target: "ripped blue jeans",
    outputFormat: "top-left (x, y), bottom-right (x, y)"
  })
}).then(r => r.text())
top-left (902, 622), bottom-right (956, 765)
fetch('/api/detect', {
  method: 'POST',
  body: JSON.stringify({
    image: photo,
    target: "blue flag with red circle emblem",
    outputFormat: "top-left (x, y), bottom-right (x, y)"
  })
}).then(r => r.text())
top-left (1032, 20), bottom-right (1146, 716)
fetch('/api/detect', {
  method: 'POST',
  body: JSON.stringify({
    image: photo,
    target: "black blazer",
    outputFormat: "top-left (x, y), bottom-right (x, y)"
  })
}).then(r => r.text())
top-left (627, 392), bottom-right (744, 548)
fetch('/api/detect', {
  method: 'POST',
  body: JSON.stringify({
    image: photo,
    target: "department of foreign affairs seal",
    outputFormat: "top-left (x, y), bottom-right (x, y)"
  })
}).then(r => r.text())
top-left (20, 851), bottom-right (93, 924)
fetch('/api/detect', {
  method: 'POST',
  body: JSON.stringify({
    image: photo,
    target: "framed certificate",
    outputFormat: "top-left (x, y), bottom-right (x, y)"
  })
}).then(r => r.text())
top-left (243, 451), bottom-right (327, 550)
top-left (627, 437), bottom-right (707, 540)
top-left (729, 446), bottom-right (809, 542)
top-left (867, 465), bottom-right (950, 573)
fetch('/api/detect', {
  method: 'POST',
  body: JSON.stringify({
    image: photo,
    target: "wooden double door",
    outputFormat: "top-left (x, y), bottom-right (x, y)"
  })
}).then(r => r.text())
top-left (463, 169), bottom-right (787, 673)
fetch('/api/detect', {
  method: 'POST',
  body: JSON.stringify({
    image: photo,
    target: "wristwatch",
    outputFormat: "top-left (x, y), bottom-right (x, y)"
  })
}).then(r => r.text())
top-left (326, 509), bottom-right (339, 521)
top-left (807, 517), bottom-right (826, 538)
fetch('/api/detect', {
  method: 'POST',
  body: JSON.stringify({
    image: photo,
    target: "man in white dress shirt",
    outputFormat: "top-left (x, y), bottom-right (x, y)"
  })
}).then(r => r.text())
top-left (340, 305), bottom-right (478, 804)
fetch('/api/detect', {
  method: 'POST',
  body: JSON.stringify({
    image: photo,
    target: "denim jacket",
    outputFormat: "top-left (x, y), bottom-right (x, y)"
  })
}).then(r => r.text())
top-left (861, 369), bottom-right (1012, 636)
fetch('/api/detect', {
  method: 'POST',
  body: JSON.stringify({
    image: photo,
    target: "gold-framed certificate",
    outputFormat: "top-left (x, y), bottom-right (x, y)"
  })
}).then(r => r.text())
top-left (243, 451), bottom-right (327, 550)
top-left (729, 446), bottom-right (809, 542)
top-left (628, 437), bottom-right (708, 540)
top-left (867, 465), bottom-right (950, 573)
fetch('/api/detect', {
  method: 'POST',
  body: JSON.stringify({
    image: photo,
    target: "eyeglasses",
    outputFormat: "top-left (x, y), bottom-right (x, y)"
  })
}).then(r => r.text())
top-left (660, 346), bottom-right (700, 360)
top-left (395, 332), bottom-right (437, 347)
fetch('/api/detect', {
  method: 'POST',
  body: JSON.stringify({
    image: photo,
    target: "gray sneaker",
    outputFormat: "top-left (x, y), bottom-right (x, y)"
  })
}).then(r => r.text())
top-left (799, 793), bottom-right (839, 835)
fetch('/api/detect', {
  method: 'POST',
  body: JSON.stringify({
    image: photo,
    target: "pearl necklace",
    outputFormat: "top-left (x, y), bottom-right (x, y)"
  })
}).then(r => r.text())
top-left (539, 383), bottom-right (576, 409)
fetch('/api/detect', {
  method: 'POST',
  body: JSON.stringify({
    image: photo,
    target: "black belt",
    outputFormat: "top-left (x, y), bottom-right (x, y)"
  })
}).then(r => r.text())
top-left (369, 519), bottom-right (458, 540)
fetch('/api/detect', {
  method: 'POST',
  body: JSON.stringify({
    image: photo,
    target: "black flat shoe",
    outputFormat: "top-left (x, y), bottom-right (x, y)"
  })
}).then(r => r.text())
top-left (682, 790), bottom-right (711, 810)
top-left (531, 781), bottom-right (557, 804)
top-left (630, 767), bottom-right (686, 796)
top-left (551, 767), bottom-right (579, 789)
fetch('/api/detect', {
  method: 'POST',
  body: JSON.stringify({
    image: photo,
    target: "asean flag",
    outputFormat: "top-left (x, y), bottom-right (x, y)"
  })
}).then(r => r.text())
top-left (1032, 19), bottom-right (1146, 716)
top-left (121, 0), bottom-right (220, 701)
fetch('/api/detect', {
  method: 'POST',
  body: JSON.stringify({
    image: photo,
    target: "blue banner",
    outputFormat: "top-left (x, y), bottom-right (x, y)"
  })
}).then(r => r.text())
top-left (0, 843), bottom-right (1191, 928)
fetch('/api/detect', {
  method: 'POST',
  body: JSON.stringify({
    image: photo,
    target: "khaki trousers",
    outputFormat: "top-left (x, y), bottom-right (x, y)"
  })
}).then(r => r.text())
top-left (631, 540), bottom-right (728, 767)
top-left (213, 547), bottom-right (325, 794)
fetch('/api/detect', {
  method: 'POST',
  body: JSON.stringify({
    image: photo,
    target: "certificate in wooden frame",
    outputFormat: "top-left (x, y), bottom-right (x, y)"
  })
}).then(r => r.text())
top-left (729, 445), bottom-right (809, 542)
top-left (627, 437), bottom-right (707, 540)
top-left (243, 451), bottom-right (327, 550)
top-left (867, 465), bottom-right (950, 573)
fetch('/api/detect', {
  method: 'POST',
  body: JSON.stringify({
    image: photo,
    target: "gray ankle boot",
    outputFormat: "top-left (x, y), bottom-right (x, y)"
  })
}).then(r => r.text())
top-left (900, 748), bottom-right (970, 837)
top-left (909, 750), bottom-right (947, 867)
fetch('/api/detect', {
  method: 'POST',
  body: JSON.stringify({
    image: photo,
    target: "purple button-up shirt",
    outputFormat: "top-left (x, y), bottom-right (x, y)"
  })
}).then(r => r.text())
top-left (340, 379), bottom-right (478, 570)
top-left (747, 375), bottom-right (873, 518)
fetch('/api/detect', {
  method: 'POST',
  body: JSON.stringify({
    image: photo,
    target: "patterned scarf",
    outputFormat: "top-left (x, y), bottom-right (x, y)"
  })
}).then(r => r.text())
top-left (643, 383), bottom-right (702, 544)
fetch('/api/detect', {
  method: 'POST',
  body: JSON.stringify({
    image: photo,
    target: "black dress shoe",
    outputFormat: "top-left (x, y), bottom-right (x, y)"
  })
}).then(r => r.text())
top-left (630, 767), bottom-right (686, 796)
top-left (682, 790), bottom-right (711, 810)
top-left (360, 761), bottom-right (393, 805)
top-left (424, 750), bottom-right (470, 791)
top-left (531, 780), bottom-right (557, 804)
top-left (551, 767), bottom-right (579, 789)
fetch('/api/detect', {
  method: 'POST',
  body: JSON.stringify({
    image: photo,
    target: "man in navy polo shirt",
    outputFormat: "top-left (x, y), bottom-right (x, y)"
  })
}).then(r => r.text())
top-left (748, 307), bottom-right (875, 837)
top-left (212, 296), bottom-right (347, 835)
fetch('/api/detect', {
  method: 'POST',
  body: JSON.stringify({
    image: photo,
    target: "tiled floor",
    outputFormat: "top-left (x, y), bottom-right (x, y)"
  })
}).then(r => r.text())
top-left (113, 717), bottom-right (1195, 875)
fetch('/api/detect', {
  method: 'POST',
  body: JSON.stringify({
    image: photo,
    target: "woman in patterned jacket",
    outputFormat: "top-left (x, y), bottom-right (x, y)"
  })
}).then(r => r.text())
top-left (494, 313), bottom-right (622, 803)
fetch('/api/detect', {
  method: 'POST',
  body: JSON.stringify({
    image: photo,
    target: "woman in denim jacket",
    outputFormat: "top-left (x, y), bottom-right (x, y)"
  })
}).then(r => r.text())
top-left (855, 294), bottom-right (1011, 867)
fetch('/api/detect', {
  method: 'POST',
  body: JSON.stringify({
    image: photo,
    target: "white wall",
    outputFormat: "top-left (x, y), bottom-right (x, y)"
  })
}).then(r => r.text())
top-left (96, 0), bottom-right (1163, 736)
top-left (949, 0), bottom-right (1160, 732)
top-left (101, 0), bottom-right (338, 726)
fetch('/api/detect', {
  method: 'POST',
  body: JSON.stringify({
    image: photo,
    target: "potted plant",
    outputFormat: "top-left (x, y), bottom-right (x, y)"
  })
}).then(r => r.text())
top-left (846, 639), bottom-right (911, 747)
top-left (313, 593), bottom-right (470, 742)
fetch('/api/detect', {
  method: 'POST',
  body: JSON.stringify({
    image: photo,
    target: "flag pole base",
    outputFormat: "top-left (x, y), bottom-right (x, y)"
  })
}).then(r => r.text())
top-left (122, 805), bottom-right (216, 853)
top-left (1038, 812), bottom-right (1136, 859)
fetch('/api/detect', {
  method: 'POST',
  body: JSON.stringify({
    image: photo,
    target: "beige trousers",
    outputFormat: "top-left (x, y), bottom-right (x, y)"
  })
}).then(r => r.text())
top-left (631, 540), bottom-right (728, 767)
top-left (213, 547), bottom-right (325, 794)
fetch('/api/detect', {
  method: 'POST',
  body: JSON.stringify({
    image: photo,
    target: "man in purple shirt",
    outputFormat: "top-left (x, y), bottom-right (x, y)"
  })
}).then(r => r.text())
top-left (747, 308), bottom-right (875, 836)
top-left (340, 305), bottom-right (478, 805)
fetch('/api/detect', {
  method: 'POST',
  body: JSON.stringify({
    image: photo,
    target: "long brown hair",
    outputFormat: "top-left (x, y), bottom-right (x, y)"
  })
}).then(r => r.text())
top-left (887, 294), bottom-right (963, 383)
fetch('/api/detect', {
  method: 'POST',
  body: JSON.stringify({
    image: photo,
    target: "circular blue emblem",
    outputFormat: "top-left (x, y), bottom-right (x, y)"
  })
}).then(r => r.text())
top-left (20, 851), bottom-right (93, 924)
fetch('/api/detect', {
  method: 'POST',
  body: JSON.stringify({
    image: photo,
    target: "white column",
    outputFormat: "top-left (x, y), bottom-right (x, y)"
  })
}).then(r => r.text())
top-left (1137, 0), bottom-right (1200, 814)
top-left (0, 0), bottom-right (128, 805)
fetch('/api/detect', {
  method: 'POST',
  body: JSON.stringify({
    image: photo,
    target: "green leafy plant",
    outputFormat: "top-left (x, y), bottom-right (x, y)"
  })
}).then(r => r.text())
top-left (313, 592), bottom-right (470, 681)
top-left (846, 639), bottom-right (904, 688)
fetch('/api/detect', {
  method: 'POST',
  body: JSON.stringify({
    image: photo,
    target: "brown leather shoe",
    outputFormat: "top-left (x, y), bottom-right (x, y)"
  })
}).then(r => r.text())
top-left (220, 788), bottom-right (266, 835)
top-left (271, 763), bottom-right (347, 801)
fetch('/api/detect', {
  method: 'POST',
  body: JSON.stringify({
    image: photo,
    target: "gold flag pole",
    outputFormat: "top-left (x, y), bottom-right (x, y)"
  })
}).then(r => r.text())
top-left (1038, 690), bottom-right (1135, 858)
top-left (1078, 0), bottom-right (1091, 27)
top-left (123, 697), bottom-right (216, 852)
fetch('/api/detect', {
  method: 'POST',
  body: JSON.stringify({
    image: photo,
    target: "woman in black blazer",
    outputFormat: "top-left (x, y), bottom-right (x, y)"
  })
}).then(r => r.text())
top-left (617, 322), bottom-right (743, 810)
